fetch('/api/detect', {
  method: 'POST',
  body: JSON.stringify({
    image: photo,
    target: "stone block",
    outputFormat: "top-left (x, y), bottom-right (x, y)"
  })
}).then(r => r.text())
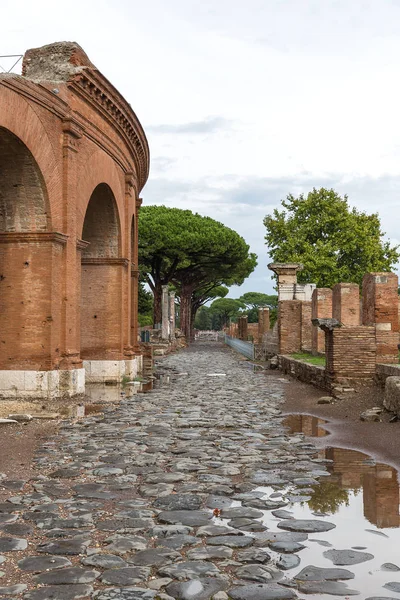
top-left (384, 376), bottom-right (400, 415)
top-left (0, 371), bottom-right (25, 391)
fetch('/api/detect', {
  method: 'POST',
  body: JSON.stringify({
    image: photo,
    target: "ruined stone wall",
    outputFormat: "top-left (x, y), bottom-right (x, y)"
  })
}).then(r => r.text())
top-left (278, 355), bottom-right (328, 390)
top-left (325, 326), bottom-right (376, 387)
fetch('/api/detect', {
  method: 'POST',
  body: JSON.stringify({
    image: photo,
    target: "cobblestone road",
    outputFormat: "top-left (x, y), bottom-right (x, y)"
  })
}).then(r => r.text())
top-left (0, 343), bottom-right (351, 600)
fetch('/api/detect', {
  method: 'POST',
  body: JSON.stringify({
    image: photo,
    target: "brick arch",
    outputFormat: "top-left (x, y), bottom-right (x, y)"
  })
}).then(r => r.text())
top-left (0, 86), bottom-right (61, 230)
top-left (0, 127), bottom-right (49, 232)
top-left (77, 150), bottom-right (125, 249)
top-left (82, 183), bottom-right (121, 258)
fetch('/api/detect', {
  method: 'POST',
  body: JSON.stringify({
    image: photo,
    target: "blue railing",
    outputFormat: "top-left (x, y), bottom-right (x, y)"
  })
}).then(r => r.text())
top-left (225, 335), bottom-right (254, 360)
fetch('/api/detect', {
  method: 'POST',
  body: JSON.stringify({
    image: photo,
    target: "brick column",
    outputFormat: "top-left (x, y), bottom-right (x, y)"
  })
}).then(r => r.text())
top-left (130, 195), bottom-right (142, 354)
top-left (278, 300), bottom-right (302, 354)
top-left (258, 307), bottom-right (270, 342)
top-left (300, 301), bottom-right (312, 352)
top-left (169, 291), bottom-right (176, 339)
top-left (311, 288), bottom-right (333, 354)
top-left (362, 272), bottom-right (399, 364)
top-left (332, 283), bottom-right (360, 326)
top-left (161, 285), bottom-right (170, 340)
top-left (60, 118), bottom-right (84, 370)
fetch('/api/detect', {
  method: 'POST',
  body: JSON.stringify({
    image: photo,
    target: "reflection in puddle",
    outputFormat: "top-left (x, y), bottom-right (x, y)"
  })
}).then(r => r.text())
top-left (283, 413), bottom-right (329, 437)
top-left (253, 445), bottom-right (400, 599)
top-left (138, 373), bottom-right (170, 393)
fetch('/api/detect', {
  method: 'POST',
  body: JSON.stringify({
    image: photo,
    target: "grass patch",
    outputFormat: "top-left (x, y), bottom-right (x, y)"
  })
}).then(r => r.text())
top-left (291, 352), bottom-right (326, 366)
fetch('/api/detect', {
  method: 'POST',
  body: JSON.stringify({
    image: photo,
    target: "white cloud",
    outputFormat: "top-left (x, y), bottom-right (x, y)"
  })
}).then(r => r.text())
top-left (2, 0), bottom-right (400, 294)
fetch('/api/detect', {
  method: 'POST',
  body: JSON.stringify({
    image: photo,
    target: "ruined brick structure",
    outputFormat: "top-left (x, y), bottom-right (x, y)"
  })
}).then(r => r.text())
top-left (0, 42), bottom-right (149, 398)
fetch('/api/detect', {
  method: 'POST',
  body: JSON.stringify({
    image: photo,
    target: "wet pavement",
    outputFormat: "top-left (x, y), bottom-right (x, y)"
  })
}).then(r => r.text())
top-left (0, 342), bottom-right (399, 599)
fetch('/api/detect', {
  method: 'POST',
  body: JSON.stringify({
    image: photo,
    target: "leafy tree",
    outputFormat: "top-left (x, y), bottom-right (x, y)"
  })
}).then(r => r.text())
top-left (239, 292), bottom-right (278, 323)
top-left (139, 206), bottom-right (257, 336)
top-left (209, 298), bottom-right (246, 329)
top-left (264, 188), bottom-right (400, 288)
top-left (194, 306), bottom-right (212, 330)
top-left (138, 278), bottom-right (153, 327)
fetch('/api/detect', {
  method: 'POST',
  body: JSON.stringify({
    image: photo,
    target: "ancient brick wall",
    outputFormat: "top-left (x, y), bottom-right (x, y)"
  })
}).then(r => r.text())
top-left (325, 326), bottom-right (376, 386)
top-left (362, 272), bottom-right (399, 364)
top-left (0, 41), bottom-right (149, 390)
top-left (311, 288), bottom-right (332, 354)
top-left (332, 283), bottom-right (360, 325)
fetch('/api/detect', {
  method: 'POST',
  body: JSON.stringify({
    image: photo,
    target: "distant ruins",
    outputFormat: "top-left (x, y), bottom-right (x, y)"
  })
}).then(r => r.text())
top-left (269, 263), bottom-right (400, 392)
top-left (0, 42), bottom-right (149, 399)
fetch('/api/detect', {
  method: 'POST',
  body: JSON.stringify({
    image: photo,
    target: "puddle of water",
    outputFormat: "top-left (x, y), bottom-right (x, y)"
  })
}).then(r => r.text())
top-left (283, 413), bottom-right (330, 437)
top-left (251, 444), bottom-right (400, 599)
top-left (138, 373), bottom-right (171, 393)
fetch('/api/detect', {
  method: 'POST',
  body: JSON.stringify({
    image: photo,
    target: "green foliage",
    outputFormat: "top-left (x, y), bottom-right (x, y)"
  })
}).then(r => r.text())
top-left (194, 306), bottom-right (213, 330)
top-left (138, 278), bottom-right (153, 327)
top-left (239, 292), bottom-right (278, 323)
top-left (307, 480), bottom-right (350, 514)
top-left (210, 298), bottom-right (246, 328)
top-left (139, 205), bottom-right (257, 331)
top-left (264, 188), bottom-right (399, 288)
top-left (291, 352), bottom-right (326, 366)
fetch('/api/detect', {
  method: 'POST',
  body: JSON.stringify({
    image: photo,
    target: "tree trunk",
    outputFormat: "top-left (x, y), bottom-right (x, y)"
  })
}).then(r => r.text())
top-left (180, 283), bottom-right (194, 341)
top-left (153, 283), bottom-right (162, 327)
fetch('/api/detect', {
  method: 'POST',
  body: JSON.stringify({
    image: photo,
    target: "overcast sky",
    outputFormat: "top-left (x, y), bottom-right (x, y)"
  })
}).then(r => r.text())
top-left (3, 0), bottom-right (400, 294)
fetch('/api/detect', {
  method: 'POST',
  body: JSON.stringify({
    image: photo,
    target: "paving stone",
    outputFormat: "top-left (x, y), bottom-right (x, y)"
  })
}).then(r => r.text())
top-left (298, 581), bottom-right (360, 595)
top-left (228, 583), bottom-right (297, 599)
top-left (18, 556), bottom-right (73, 572)
top-left (323, 548), bottom-right (374, 565)
top-left (92, 589), bottom-right (165, 600)
top-left (206, 536), bottom-right (254, 548)
top-left (277, 519), bottom-right (335, 533)
top-left (100, 566), bottom-right (151, 584)
top-left (158, 510), bottom-right (212, 527)
top-left (187, 547), bottom-right (233, 560)
top-left (268, 541), bottom-right (306, 553)
top-left (276, 555), bottom-right (300, 570)
top-left (37, 540), bottom-right (88, 555)
top-left (235, 564), bottom-right (283, 582)
top-left (295, 565), bottom-right (355, 580)
top-left (35, 566), bottom-right (100, 584)
top-left (384, 583), bottom-right (400, 593)
top-left (158, 561), bottom-right (221, 580)
top-left (0, 537), bottom-right (27, 552)
top-left (24, 585), bottom-right (93, 600)
top-left (166, 577), bottom-right (228, 600)
top-left (81, 554), bottom-right (128, 569)
top-left (128, 548), bottom-right (182, 567)
top-left (0, 584), bottom-right (27, 595)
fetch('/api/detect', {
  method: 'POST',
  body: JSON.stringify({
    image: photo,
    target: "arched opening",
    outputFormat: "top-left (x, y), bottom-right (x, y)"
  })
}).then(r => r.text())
top-left (0, 127), bottom-right (53, 370)
top-left (80, 183), bottom-right (123, 361)
top-left (0, 127), bottom-right (49, 232)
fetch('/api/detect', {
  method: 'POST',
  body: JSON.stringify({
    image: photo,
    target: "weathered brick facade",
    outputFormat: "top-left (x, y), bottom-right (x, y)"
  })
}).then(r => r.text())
top-left (0, 42), bottom-right (149, 398)
top-left (278, 300), bottom-right (302, 354)
top-left (332, 283), bottom-right (360, 326)
top-left (311, 288), bottom-right (332, 354)
top-left (362, 272), bottom-right (399, 364)
top-left (325, 326), bottom-right (376, 387)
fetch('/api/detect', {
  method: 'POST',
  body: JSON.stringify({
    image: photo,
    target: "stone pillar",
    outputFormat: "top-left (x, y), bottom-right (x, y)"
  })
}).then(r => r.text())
top-left (241, 316), bottom-right (248, 340)
top-left (169, 291), bottom-right (176, 340)
top-left (161, 285), bottom-right (170, 340)
top-left (362, 272), bottom-right (399, 364)
top-left (258, 307), bottom-right (270, 342)
top-left (332, 283), bottom-right (360, 326)
top-left (311, 288), bottom-right (333, 354)
top-left (268, 263), bottom-right (304, 301)
top-left (300, 302), bottom-right (312, 352)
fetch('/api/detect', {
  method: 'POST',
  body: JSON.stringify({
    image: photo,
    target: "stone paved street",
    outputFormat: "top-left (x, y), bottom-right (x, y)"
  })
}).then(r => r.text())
top-left (0, 343), bottom-right (359, 599)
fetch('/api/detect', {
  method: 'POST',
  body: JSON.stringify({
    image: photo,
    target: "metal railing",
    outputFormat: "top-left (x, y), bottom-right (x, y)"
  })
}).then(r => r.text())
top-left (225, 335), bottom-right (255, 360)
top-left (195, 331), bottom-right (219, 341)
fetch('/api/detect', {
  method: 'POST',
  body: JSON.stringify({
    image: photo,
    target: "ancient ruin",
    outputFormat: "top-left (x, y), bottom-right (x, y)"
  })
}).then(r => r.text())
top-left (0, 42), bottom-right (149, 399)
